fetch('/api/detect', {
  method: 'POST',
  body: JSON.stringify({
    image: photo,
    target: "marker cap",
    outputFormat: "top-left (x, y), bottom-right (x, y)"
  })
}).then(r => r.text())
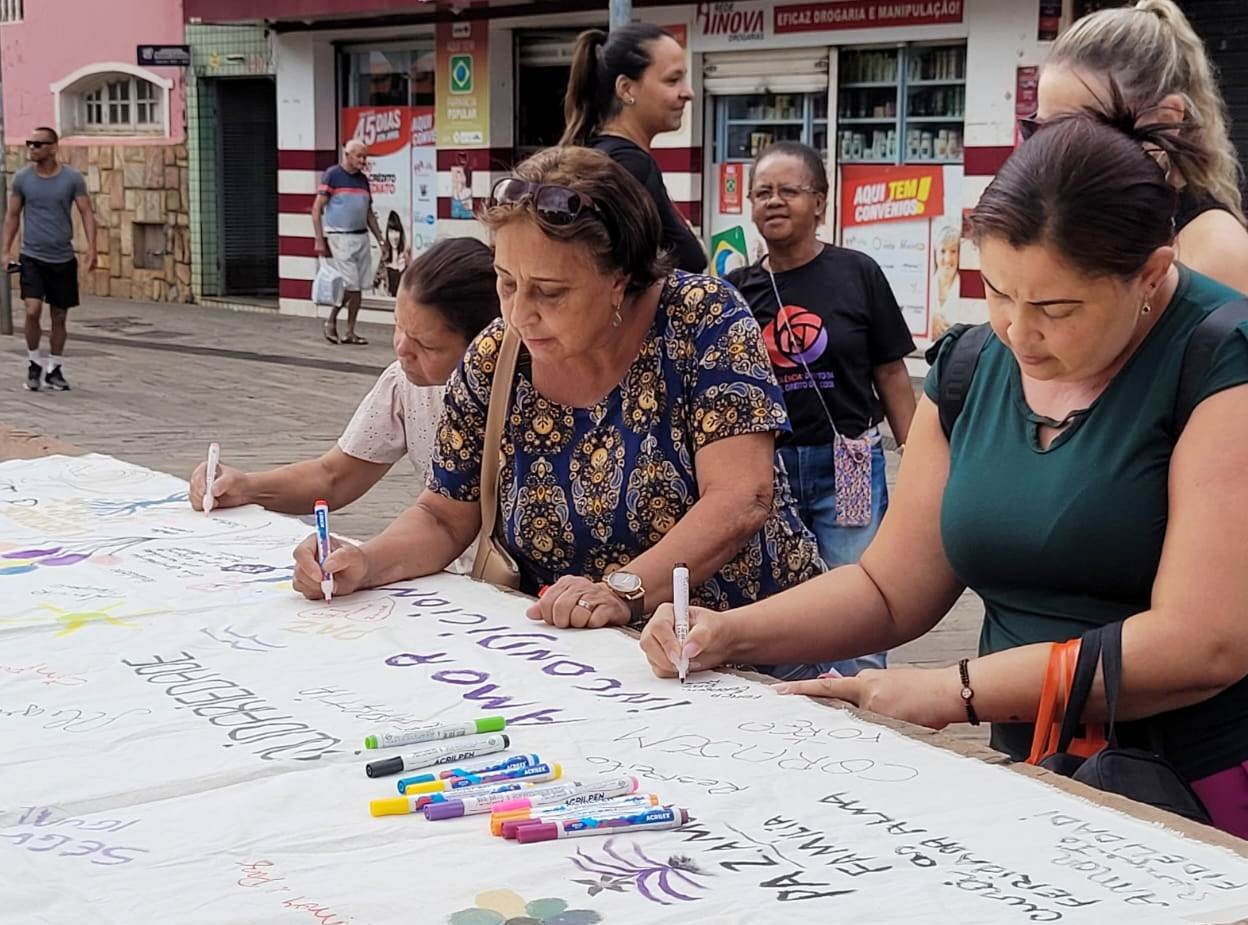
top-left (423, 800), bottom-right (465, 821)
top-left (475, 716), bottom-right (506, 733)
top-left (366, 756), bottom-right (404, 778)
top-left (370, 797), bottom-right (413, 817)
top-left (516, 822), bottom-right (560, 844)
top-left (364, 735), bottom-right (379, 750)
top-left (502, 818), bottom-right (543, 839)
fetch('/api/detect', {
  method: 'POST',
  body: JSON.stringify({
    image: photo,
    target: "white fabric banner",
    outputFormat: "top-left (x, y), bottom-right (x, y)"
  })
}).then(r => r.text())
top-left (2, 456), bottom-right (1246, 925)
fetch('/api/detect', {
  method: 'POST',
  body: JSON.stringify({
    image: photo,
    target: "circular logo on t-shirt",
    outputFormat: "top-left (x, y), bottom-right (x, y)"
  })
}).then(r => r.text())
top-left (763, 304), bottom-right (828, 369)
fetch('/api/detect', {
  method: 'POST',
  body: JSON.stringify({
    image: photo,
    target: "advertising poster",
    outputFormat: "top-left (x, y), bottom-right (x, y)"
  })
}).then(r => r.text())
top-left (436, 20), bottom-right (490, 148)
top-left (410, 107), bottom-right (438, 260)
top-left (720, 163), bottom-right (744, 215)
top-left (839, 164), bottom-right (963, 340)
top-left (342, 106), bottom-right (413, 300)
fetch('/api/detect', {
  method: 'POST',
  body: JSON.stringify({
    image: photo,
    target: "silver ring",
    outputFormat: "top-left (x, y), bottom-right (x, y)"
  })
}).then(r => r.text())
top-left (576, 599), bottom-right (595, 610)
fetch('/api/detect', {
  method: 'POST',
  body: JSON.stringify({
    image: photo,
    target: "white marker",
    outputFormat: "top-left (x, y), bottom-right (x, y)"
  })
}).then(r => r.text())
top-left (489, 776), bottom-right (640, 814)
top-left (673, 561), bottom-right (690, 683)
top-left (364, 733), bottom-right (510, 778)
top-left (203, 442), bottom-right (220, 513)
top-left (314, 499), bottom-right (333, 602)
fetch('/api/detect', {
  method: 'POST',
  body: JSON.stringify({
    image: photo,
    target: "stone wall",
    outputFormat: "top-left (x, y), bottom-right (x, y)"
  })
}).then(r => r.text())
top-left (5, 143), bottom-right (192, 303)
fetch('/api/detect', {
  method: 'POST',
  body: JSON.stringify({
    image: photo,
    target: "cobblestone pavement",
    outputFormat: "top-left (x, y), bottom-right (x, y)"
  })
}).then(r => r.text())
top-left (0, 296), bottom-right (986, 745)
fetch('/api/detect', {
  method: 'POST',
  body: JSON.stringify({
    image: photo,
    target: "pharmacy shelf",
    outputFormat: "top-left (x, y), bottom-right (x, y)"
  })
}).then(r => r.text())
top-left (837, 117), bottom-right (896, 124)
top-left (907, 78), bottom-right (966, 86)
top-left (905, 116), bottom-right (965, 122)
top-left (838, 81), bottom-right (899, 89)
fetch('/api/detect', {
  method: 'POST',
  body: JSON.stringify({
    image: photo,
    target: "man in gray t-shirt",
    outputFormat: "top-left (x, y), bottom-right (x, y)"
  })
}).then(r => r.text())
top-left (3, 126), bottom-right (97, 392)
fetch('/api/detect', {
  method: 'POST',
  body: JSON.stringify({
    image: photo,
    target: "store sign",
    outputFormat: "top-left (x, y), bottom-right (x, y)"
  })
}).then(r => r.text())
top-left (436, 19), bottom-right (490, 147)
top-left (137, 44), bottom-right (191, 67)
top-left (695, 2), bottom-right (769, 46)
top-left (774, 0), bottom-right (963, 33)
top-left (841, 165), bottom-right (944, 228)
top-left (720, 163), bottom-right (744, 215)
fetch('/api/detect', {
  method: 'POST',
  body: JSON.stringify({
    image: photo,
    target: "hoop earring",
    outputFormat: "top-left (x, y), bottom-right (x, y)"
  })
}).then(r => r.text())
top-left (1141, 299), bottom-right (1152, 315)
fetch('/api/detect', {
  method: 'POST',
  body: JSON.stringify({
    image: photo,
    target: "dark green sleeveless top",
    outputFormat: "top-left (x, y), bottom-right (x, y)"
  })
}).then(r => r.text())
top-left (925, 267), bottom-right (1248, 780)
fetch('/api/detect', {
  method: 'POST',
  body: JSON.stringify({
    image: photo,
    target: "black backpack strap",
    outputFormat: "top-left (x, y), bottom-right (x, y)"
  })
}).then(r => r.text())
top-left (1054, 627), bottom-right (1104, 755)
top-left (925, 323), bottom-right (993, 440)
top-left (1098, 622), bottom-right (1124, 748)
top-left (1175, 298), bottom-right (1248, 433)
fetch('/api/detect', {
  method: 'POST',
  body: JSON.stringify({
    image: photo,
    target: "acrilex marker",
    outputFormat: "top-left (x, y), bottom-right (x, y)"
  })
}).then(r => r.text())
top-left (364, 734), bottom-right (509, 778)
top-left (424, 775), bottom-right (634, 821)
top-left (364, 716), bottom-right (505, 750)
top-left (399, 762), bottom-right (561, 796)
top-left (515, 807), bottom-right (690, 844)
top-left (497, 795), bottom-right (661, 838)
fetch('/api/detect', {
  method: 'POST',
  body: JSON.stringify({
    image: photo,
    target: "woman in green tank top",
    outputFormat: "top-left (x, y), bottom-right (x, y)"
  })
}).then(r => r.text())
top-left (637, 107), bottom-right (1248, 839)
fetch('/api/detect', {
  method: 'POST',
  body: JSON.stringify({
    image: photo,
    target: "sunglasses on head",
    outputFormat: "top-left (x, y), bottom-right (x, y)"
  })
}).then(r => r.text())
top-left (25, 140), bottom-right (53, 149)
top-left (1017, 115), bottom-right (1043, 142)
top-left (490, 178), bottom-right (601, 226)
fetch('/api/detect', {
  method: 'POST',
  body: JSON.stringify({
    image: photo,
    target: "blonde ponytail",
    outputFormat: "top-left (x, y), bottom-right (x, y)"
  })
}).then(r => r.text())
top-left (1049, 0), bottom-right (1245, 225)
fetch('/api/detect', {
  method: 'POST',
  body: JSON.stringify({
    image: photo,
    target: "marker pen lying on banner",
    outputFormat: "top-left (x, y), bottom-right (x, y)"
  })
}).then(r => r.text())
top-left (497, 795), bottom-right (661, 839)
top-left (400, 762), bottom-right (561, 796)
top-left (425, 775), bottom-right (625, 821)
top-left (365, 716), bottom-right (505, 750)
top-left (203, 442), bottom-right (220, 513)
top-left (489, 776), bottom-right (639, 816)
top-left (313, 499), bottom-right (333, 602)
top-left (396, 753), bottom-right (542, 793)
top-left (364, 734), bottom-right (509, 778)
top-left (516, 806), bottom-right (691, 844)
top-left (371, 780), bottom-right (530, 817)
top-left (673, 561), bottom-right (690, 683)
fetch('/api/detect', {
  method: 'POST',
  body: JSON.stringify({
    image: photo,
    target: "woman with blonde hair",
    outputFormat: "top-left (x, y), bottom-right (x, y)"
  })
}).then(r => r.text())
top-left (1027, 0), bottom-right (1248, 292)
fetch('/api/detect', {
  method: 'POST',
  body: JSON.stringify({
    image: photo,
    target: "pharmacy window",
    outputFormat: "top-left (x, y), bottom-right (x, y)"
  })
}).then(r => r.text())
top-left (52, 65), bottom-right (172, 138)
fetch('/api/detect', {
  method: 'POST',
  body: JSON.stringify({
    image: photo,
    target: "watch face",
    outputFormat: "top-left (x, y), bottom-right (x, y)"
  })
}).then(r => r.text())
top-left (608, 571), bottom-right (642, 595)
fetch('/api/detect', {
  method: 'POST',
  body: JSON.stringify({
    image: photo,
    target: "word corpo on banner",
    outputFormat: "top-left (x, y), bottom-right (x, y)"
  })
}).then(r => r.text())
top-left (840, 165), bottom-right (945, 227)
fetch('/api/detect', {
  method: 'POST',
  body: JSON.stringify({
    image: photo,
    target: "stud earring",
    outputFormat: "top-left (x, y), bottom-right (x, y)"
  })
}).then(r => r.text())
top-left (624, 96), bottom-right (636, 106)
top-left (1141, 299), bottom-right (1152, 315)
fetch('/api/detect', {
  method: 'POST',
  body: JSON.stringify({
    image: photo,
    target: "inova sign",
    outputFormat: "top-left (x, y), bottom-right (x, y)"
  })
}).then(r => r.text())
top-left (694, 1), bottom-right (770, 48)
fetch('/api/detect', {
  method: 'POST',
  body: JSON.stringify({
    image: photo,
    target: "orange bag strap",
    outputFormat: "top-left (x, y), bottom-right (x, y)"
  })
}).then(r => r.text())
top-left (1028, 641), bottom-right (1075, 764)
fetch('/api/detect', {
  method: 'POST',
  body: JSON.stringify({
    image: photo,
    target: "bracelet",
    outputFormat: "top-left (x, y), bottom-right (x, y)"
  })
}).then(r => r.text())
top-left (958, 658), bottom-right (980, 726)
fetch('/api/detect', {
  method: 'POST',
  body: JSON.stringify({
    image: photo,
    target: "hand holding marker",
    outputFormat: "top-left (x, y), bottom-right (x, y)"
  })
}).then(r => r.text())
top-left (203, 442), bottom-right (220, 513)
top-left (313, 499), bottom-right (333, 602)
top-left (673, 561), bottom-right (690, 682)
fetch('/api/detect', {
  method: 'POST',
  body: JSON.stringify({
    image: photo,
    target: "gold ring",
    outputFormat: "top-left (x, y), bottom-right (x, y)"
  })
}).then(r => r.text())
top-left (576, 599), bottom-right (595, 610)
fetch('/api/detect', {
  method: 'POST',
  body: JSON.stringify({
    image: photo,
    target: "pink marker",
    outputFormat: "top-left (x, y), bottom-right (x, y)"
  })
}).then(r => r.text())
top-left (490, 776), bottom-right (638, 815)
top-left (516, 806), bottom-right (690, 844)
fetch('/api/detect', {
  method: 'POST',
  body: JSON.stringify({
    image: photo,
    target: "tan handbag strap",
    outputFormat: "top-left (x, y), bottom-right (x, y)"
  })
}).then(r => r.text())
top-left (475, 325), bottom-right (522, 563)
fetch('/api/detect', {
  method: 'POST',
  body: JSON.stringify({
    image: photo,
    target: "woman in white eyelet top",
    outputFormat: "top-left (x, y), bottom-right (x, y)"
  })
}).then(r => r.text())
top-left (187, 238), bottom-right (500, 576)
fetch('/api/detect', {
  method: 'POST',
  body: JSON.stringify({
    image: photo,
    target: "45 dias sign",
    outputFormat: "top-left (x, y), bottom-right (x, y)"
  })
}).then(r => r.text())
top-left (341, 107), bottom-right (415, 300)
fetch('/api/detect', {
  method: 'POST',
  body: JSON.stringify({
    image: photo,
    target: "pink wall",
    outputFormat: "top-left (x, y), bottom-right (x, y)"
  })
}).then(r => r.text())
top-left (0, 0), bottom-right (186, 144)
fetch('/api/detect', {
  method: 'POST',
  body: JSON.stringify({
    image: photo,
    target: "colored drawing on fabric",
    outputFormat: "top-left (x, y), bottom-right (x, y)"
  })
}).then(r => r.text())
top-left (710, 226), bottom-right (748, 278)
top-left (89, 491), bottom-right (189, 517)
top-left (571, 839), bottom-right (712, 904)
top-left (448, 888), bottom-right (602, 925)
top-left (41, 602), bottom-right (163, 637)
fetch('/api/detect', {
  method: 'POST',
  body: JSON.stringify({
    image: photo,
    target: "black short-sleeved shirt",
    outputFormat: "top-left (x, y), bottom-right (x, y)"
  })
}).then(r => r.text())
top-left (727, 246), bottom-right (915, 443)
top-left (589, 135), bottom-right (708, 274)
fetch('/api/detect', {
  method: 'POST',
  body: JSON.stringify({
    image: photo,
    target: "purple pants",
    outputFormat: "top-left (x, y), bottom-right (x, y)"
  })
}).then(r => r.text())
top-left (1191, 761), bottom-right (1248, 840)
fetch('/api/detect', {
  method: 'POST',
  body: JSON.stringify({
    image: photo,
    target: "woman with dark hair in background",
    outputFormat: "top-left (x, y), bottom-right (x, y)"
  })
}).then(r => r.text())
top-left (727, 141), bottom-right (916, 677)
top-left (192, 238), bottom-right (499, 571)
top-left (561, 24), bottom-right (705, 273)
top-left (640, 110), bottom-right (1248, 838)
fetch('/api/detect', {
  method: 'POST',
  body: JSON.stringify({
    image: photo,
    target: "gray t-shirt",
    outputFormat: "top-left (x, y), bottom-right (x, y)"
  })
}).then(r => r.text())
top-left (12, 165), bottom-right (87, 263)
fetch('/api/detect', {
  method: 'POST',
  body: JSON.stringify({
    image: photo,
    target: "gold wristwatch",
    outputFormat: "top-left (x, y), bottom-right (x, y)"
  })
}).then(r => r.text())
top-left (605, 570), bottom-right (646, 623)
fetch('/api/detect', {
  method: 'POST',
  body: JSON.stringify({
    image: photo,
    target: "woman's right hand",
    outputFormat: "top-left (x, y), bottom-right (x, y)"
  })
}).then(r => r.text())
top-left (640, 603), bottom-right (734, 679)
top-left (291, 533), bottom-right (369, 601)
top-left (189, 461), bottom-right (250, 511)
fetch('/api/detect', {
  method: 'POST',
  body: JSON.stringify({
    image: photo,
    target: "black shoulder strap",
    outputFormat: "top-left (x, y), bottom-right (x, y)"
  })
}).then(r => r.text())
top-left (1055, 627), bottom-right (1104, 756)
top-left (1175, 298), bottom-right (1248, 432)
top-left (929, 323), bottom-right (993, 441)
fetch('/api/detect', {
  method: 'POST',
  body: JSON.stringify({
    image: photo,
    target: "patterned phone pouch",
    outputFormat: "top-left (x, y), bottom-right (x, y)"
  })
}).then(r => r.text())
top-left (833, 432), bottom-right (873, 527)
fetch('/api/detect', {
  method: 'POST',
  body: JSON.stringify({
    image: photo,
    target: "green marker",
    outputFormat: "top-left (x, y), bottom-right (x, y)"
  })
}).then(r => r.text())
top-left (364, 716), bottom-right (506, 750)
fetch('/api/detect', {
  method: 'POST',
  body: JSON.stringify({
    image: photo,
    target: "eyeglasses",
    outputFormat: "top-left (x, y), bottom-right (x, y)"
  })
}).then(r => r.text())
top-left (748, 185), bottom-right (817, 204)
top-left (1017, 115), bottom-right (1043, 142)
top-left (490, 178), bottom-right (602, 225)
top-left (25, 140), bottom-right (53, 149)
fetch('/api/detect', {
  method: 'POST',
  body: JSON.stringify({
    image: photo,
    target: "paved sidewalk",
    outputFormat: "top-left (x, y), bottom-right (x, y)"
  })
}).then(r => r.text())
top-left (0, 296), bottom-right (985, 737)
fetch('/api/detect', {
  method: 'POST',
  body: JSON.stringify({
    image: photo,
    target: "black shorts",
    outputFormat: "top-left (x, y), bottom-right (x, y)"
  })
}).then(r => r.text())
top-left (19, 255), bottom-right (79, 310)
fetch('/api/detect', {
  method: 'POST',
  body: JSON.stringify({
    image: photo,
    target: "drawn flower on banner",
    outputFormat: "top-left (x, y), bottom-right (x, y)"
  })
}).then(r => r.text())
top-left (447, 889), bottom-right (601, 925)
top-left (570, 840), bottom-right (711, 905)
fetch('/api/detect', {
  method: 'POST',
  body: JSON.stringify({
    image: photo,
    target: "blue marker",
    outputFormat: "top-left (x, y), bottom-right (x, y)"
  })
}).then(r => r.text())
top-left (313, 499), bottom-right (332, 602)
top-left (397, 753), bottom-right (542, 794)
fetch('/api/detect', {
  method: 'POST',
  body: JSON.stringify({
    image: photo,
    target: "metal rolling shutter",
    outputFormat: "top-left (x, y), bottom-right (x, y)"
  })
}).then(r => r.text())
top-left (1184, 1), bottom-right (1248, 182)
top-left (218, 78), bottom-right (278, 295)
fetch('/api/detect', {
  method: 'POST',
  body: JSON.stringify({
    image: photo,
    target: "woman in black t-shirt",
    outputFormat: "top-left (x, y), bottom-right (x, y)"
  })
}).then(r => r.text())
top-left (560, 24), bottom-right (707, 273)
top-left (726, 142), bottom-right (917, 676)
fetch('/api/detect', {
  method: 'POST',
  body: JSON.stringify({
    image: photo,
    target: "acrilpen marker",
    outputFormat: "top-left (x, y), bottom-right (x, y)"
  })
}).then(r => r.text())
top-left (673, 561), bottom-right (690, 683)
top-left (371, 780), bottom-right (531, 817)
top-left (400, 762), bottom-right (561, 796)
top-left (364, 733), bottom-right (509, 778)
top-left (313, 499), bottom-right (333, 602)
top-left (516, 806), bottom-right (691, 844)
top-left (425, 776), bottom-right (635, 821)
top-left (497, 795), bottom-right (661, 838)
top-left (489, 776), bottom-right (639, 816)
top-left (396, 753), bottom-right (541, 794)
top-left (364, 716), bottom-right (505, 750)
